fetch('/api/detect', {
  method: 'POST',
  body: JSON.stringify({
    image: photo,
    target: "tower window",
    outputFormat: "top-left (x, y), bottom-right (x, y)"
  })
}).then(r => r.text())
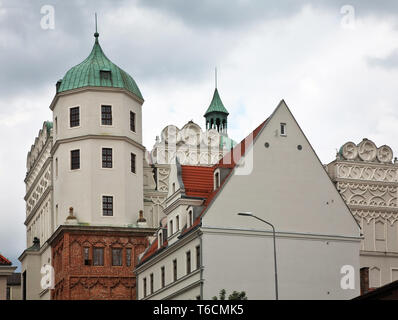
top-left (112, 248), bottom-right (122, 266)
top-left (131, 153), bottom-right (136, 173)
top-left (101, 105), bottom-right (112, 125)
top-left (102, 195), bottom-right (113, 216)
top-left (70, 107), bottom-right (80, 127)
top-left (102, 148), bottom-right (112, 168)
top-left (130, 111), bottom-right (136, 132)
top-left (93, 247), bottom-right (104, 266)
top-left (188, 210), bottom-right (193, 227)
top-left (71, 149), bottom-right (80, 170)
top-left (280, 123), bottom-right (287, 136)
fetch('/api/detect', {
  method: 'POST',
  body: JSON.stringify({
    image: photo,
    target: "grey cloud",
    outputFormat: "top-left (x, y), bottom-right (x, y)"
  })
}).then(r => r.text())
top-left (368, 50), bottom-right (398, 69)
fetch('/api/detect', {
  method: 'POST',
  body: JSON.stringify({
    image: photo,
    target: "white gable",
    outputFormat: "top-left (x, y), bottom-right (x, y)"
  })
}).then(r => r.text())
top-left (202, 100), bottom-right (360, 237)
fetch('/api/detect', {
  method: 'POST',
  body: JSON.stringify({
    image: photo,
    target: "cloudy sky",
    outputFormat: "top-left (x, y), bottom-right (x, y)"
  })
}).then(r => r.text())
top-left (1, 0), bottom-right (398, 268)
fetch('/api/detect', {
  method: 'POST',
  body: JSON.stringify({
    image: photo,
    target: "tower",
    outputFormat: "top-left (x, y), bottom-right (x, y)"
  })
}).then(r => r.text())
top-left (20, 22), bottom-right (155, 300)
top-left (204, 70), bottom-right (229, 135)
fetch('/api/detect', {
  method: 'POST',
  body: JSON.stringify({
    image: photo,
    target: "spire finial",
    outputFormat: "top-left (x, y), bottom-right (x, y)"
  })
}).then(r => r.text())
top-left (215, 67), bottom-right (218, 89)
top-left (94, 13), bottom-right (99, 40)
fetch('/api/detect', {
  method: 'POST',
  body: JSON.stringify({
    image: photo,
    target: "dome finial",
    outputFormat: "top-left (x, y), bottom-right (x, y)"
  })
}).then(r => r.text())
top-left (215, 67), bottom-right (218, 89)
top-left (94, 13), bottom-right (99, 40)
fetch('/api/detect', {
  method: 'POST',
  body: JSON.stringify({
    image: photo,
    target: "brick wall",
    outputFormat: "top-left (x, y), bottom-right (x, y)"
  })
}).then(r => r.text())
top-left (51, 229), bottom-right (150, 300)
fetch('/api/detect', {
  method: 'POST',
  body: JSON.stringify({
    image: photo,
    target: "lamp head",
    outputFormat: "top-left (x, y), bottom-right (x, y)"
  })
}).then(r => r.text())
top-left (237, 212), bottom-right (253, 217)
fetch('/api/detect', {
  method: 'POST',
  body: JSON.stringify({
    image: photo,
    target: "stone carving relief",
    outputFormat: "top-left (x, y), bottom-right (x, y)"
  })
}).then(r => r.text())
top-left (338, 139), bottom-right (394, 164)
top-left (337, 182), bottom-right (397, 208)
top-left (336, 164), bottom-right (398, 182)
top-left (351, 209), bottom-right (398, 226)
top-left (151, 121), bottom-right (234, 166)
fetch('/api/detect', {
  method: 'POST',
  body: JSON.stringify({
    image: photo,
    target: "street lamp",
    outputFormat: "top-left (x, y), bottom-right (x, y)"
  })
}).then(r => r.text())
top-left (238, 212), bottom-right (279, 300)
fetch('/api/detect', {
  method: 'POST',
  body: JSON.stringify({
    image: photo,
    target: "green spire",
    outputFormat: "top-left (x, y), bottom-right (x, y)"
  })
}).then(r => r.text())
top-left (204, 88), bottom-right (229, 116)
top-left (57, 24), bottom-right (143, 100)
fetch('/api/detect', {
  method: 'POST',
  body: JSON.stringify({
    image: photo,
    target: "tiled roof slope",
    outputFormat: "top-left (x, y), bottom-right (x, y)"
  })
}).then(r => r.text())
top-left (181, 166), bottom-right (214, 198)
top-left (0, 253), bottom-right (12, 265)
top-left (137, 119), bottom-right (268, 266)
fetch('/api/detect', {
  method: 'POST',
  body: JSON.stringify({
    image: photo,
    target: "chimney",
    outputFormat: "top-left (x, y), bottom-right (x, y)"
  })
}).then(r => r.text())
top-left (360, 267), bottom-right (369, 295)
top-left (137, 210), bottom-right (147, 227)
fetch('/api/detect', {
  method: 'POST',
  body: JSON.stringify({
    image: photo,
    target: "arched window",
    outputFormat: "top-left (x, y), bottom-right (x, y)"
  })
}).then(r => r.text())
top-left (214, 170), bottom-right (220, 190)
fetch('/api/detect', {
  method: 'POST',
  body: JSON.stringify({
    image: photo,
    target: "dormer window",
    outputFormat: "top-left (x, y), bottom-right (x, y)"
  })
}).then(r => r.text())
top-left (188, 210), bottom-right (193, 228)
top-left (100, 69), bottom-right (111, 80)
top-left (214, 170), bottom-right (220, 190)
top-left (280, 123), bottom-right (287, 136)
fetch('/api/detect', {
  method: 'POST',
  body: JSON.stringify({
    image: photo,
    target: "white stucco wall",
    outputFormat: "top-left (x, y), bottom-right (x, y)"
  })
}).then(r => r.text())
top-left (202, 229), bottom-right (360, 300)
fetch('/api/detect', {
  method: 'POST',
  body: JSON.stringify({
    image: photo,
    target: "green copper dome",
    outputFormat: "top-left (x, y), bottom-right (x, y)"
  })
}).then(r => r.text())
top-left (204, 88), bottom-right (229, 116)
top-left (57, 34), bottom-right (143, 100)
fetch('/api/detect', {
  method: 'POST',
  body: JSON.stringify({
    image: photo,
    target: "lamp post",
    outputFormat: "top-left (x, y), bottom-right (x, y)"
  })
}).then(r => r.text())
top-left (238, 212), bottom-right (279, 300)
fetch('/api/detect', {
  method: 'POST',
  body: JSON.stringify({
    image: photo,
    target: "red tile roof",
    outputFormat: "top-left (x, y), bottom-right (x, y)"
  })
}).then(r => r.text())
top-left (0, 253), bottom-right (12, 265)
top-left (181, 166), bottom-right (214, 198)
top-left (137, 119), bottom-right (268, 266)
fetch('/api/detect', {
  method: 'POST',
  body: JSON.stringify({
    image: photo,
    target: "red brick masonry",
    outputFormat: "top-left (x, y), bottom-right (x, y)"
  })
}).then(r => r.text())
top-left (49, 225), bottom-right (154, 300)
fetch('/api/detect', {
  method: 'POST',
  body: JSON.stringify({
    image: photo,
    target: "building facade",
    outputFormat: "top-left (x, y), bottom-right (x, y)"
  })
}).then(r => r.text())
top-left (136, 101), bottom-right (362, 300)
top-left (0, 254), bottom-right (17, 300)
top-left (326, 139), bottom-right (398, 291)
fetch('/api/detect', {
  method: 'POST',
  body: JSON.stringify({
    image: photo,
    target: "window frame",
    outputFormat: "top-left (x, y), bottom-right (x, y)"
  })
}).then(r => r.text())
top-left (101, 105), bottom-right (112, 126)
top-left (196, 245), bottom-right (200, 270)
top-left (102, 147), bottom-right (113, 169)
top-left (70, 149), bottom-right (80, 170)
top-left (102, 195), bottom-right (114, 216)
top-left (69, 106), bottom-right (80, 128)
top-left (130, 111), bottom-right (136, 133)
top-left (93, 247), bottom-right (104, 266)
top-left (173, 259), bottom-right (177, 282)
top-left (186, 251), bottom-right (191, 274)
top-left (280, 123), bottom-right (287, 136)
top-left (131, 153), bottom-right (136, 174)
top-left (161, 266), bottom-right (165, 288)
top-left (111, 248), bottom-right (123, 266)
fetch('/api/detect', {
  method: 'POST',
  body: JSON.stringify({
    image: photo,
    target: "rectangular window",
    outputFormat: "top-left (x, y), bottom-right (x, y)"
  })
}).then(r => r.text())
top-left (112, 248), bottom-right (122, 266)
top-left (101, 105), bottom-right (112, 125)
top-left (102, 148), bottom-right (112, 168)
top-left (196, 245), bottom-right (200, 270)
top-left (130, 111), bottom-right (136, 132)
top-left (55, 158), bottom-right (58, 178)
top-left (150, 273), bottom-right (154, 294)
top-left (70, 107), bottom-right (80, 127)
top-left (83, 247), bottom-right (91, 266)
top-left (131, 153), bottom-right (136, 173)
top-left (176, 216), bottom-right (179, 231)
top-left (126, 248), bottom-right (132, 267)
top-left (161, 266), bottom-right (165, 288)
top-left (280, 123), bottom-right (286, 136)
top-left (71, 149), bottom-right (80, 170)
top-left (186, 251), bottom-right (191, 274)
top-left (170, 220), bottom-right (173, 235)
top-left (102, 195), bottom-right (113, 216)
top-left (173, 259), bottom-right (177, 282)
top-left (143, 278), bottom-right (147, 298)
top-left (6, 287), bottom-right (10, 300)
top-left (93, 247), bottom-right (104, 266)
